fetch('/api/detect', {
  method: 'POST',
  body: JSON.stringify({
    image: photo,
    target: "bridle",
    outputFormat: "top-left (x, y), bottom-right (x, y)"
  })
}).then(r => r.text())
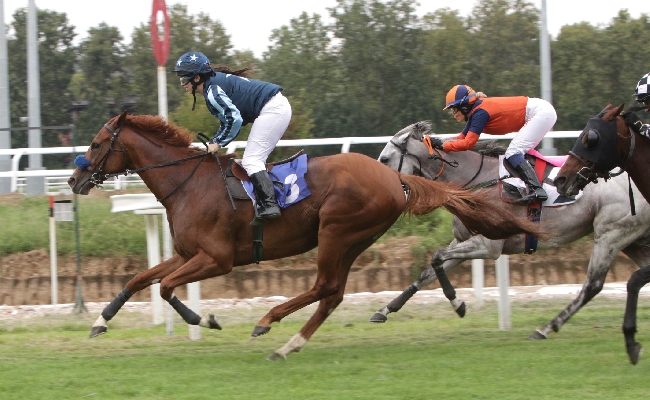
top-left (389, 134), bottom-right (460, 180)
top-left (568, 123), bottom-right (636, 186)
top-left (567, 116), bottom-right (638, 215)
top-left (388, 133), bottom-right (495, 189)
top-left (79, 121), bottom-right (210, 203)
top-left (87, 122), bottom-right (129, 187)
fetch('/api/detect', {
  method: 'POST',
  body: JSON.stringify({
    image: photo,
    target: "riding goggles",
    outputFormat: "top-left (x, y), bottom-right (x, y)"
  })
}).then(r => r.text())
top-left (179, 75), bottom-right (194, 86)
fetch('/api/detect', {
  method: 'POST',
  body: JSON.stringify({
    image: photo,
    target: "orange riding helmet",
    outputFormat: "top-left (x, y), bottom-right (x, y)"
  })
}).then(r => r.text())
top-left (443, 85), bottom-right (478, 113)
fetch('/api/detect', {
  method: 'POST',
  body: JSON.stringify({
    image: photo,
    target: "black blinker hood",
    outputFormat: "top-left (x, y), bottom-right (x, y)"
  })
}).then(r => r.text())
top-left (570, 118), bottom-right (620, 172)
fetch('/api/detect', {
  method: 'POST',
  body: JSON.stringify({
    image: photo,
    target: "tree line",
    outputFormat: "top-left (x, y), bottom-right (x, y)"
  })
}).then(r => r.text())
top-left (5, 0), bottom-right (650, 167)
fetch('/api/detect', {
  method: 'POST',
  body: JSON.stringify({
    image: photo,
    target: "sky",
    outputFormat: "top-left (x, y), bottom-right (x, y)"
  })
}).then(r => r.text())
top-left (2, 0), bottom-right (650, 59)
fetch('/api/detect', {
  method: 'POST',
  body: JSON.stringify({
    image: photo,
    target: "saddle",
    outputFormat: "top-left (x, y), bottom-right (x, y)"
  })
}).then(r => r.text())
top-left (225, 150), bottom-right (305, 200)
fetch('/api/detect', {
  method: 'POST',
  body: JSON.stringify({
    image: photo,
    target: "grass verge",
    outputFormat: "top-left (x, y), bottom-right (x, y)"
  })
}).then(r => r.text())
top-left (0, 296), bottom-right (648, 399)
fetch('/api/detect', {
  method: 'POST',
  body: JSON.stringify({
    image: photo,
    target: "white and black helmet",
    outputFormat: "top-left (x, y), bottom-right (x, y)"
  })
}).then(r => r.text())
top-left (634, 72), bottom-right (650, 103)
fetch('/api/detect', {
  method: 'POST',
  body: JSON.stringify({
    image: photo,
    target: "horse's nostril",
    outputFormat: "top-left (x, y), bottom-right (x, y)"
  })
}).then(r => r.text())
top-left (379, 156), bottom-right (389, 164)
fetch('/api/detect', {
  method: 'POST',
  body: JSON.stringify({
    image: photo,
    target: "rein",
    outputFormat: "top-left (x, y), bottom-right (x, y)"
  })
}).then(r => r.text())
top-left (81, 122), bottom-right (211, 203)
top-left (569, 116), bottom-right (639, 216)
top-left (390, 133), bottom-right (492, 189)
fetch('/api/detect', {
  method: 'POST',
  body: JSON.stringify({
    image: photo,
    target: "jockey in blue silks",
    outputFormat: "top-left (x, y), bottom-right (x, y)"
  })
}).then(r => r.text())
top-left (173, 52), bottom-right (292, 225)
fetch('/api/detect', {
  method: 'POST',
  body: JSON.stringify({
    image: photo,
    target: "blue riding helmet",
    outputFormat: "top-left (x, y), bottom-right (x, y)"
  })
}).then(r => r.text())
top-left (172, 52), bottom-right (213, 78)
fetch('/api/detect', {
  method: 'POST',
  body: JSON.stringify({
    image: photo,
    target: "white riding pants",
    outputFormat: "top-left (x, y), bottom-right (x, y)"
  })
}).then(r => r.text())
top-left (504, 97), bottom-right (557, 159)
top-left (242, 92), bottom-right (292, 175)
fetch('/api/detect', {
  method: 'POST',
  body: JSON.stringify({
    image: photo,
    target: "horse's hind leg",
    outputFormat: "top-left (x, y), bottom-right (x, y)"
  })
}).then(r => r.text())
top-left (370, 236), bottom-right (504, 323)
top-left (90, 254), bottom-right (185, 338)
top-left (623, 266), bottom-right (650, 365)
top-left (254, 238), bottom-right (369, 360)
top-left (267, 289), bottom-right (347, 361)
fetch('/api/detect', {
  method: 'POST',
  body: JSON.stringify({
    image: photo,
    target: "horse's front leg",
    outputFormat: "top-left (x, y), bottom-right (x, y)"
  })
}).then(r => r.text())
top-left (159, 249), bottom-right (232, 330)
top-left (623, 266), bottom-right (650, 365)
top-left (530, 245), bottom-right (613, 339)
top-left (90, 254), bottom-right (185, 338)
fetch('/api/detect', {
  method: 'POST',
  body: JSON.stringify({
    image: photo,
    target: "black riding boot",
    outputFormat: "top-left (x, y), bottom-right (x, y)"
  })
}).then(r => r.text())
top-left (249, 170), bottom-right (281, 225)
top-left (514, 160), bottom-right (548, 204)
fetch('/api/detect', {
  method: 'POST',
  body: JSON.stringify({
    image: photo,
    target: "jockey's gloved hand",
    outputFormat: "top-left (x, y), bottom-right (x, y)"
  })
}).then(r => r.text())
top-left (624, 112), bottom-right (644, 132)
top-left (641, 124), bottom-right (650, 138)
top-left (207, 143), bottom-right (221, 154)
top-left (429, 137), bottom-right (444, 150)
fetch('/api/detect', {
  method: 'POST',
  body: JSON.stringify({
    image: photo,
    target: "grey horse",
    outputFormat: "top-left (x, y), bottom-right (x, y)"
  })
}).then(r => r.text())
top-left (371, 121), bottom-right (650, 342)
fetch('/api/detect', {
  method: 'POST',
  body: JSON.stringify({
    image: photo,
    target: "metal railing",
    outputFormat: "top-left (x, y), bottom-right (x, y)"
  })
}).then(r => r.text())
top-left (0, 131), bottom-right (581, 193)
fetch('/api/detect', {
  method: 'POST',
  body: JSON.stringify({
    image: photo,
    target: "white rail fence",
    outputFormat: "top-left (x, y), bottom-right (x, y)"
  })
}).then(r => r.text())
top-left (29, 131), bottom-right (580, 332)
top-left (0, 131), bottom-right (581, 193)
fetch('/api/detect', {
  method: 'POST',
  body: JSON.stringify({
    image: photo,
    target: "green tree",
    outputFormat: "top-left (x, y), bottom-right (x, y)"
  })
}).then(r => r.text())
top-left (7, 8), bottom-right (76, 168)
top-left (7, 9), bottom-right (76, 140)
top-left (327, 0), bottom-right (428, 140)
top-left (74, 23), bottom-right (126, 144)
top-left (465, 0), bottom-right (540, 97)
top-left (420, 9), bottom-right (473, 134)
top-left (124, 23), bottom-right (159, 116)
top-left (261, 12), bottom-right (336, 153)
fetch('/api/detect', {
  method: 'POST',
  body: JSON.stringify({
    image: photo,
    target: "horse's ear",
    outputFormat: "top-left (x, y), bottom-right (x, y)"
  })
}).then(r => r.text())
top-left (602, 103), bottom-right (625, 121)
top-left (614, 103), bottom-right (625, 117)
top-left (114, 110), bottom-right (128, 128)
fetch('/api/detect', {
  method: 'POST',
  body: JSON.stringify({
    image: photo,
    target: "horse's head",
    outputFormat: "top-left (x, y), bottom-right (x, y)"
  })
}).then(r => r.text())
top-left (554, 104), bottom-right (626, 196)
top-left (68, 111), bottom-right (131, 195)
top-left (378, 121), bottom-right (447, 179)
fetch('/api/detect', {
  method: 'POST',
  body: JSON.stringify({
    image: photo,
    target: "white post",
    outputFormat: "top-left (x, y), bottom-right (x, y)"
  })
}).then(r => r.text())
top-left (496, 255), bottom-right (511, 330)
top-left (0, 0), bottom-right (11, 194)
top-left (162, 211), bottom-right (174, 336)
top-left (157, 65), bottom-right (168, 120)
top-left (26, 0), bottom-right (44, 195)
top-left (471, 259), bottom-right (484, 307)
top-left (188, 282), bottom-right (201, 340)
top-left (48, 197), bottom-right (58, 306)
top-left (144, 214), bottom-right (164, 325)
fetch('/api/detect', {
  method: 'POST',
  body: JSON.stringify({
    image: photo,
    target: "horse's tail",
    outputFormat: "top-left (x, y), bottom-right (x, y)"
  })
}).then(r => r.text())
top-left (400, 174), bottom-right (546, 241)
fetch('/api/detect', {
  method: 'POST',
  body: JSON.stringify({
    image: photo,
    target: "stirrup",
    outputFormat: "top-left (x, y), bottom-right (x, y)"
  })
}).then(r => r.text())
top-left (516, 192), bottom-right (547, 204)
top-left (249, 206), bottom-right (281, 226)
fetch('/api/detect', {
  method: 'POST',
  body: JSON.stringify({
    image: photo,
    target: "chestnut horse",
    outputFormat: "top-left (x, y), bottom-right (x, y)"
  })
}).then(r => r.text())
top-left (68, 111), bottom-right (541, 360)
top-left (554, 104), bottom-right (650, 364)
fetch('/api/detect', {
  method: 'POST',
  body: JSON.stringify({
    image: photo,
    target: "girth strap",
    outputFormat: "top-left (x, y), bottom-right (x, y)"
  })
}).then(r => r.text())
top-left (524, 159), bottom-right (546, 254)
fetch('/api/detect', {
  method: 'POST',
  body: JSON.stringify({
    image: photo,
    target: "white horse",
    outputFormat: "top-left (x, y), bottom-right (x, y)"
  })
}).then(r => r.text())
top-left (371, 121), bottom-right (650, 341)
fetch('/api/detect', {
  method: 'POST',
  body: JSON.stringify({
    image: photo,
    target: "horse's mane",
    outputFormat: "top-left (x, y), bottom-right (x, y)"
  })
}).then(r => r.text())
top-left (121, 114), bottom-right (196, 148)
top-left (409, 120), bottom-right (505, 158)
top-left (472, 141), bottom-right (506, 157)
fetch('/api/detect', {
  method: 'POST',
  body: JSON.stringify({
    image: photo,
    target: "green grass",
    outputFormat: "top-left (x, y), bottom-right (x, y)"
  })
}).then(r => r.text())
top-left (0, 194), bottom-right (151, 257)
top-left (0, 191), bottom-right (456, 258)
top-left (1, 297), bottom-right (649, 399)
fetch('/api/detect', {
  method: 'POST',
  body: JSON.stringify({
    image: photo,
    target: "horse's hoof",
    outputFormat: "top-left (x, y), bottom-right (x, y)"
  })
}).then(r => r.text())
top-left (451, 299), bottom-right (466, 318)
top-left (266, 352), bottom-right (286, 361)
top-left (627, 342), bottom-right (643, 365)
top-left (529, 330), bottom-right (547, 340)
top-left (369, 312), bottom-right (387, 323)
top-left (251, 325), bottom-right (271, 337)
top-left (90, 326), bottom-right (107, 338)
top-left (199, 314), bottom-right (222, 330)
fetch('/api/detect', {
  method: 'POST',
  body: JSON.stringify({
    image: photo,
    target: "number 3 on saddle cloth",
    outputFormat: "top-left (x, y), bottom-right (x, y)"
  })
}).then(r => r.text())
top-left (499, 150), bottom-right (584, 254)
top-left (225, 152), bottom-right (311, 209)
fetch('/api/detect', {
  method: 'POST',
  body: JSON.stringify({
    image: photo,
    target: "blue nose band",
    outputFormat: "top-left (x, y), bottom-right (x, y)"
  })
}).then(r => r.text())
top-left (74, 155), bottom-right (92, 170)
